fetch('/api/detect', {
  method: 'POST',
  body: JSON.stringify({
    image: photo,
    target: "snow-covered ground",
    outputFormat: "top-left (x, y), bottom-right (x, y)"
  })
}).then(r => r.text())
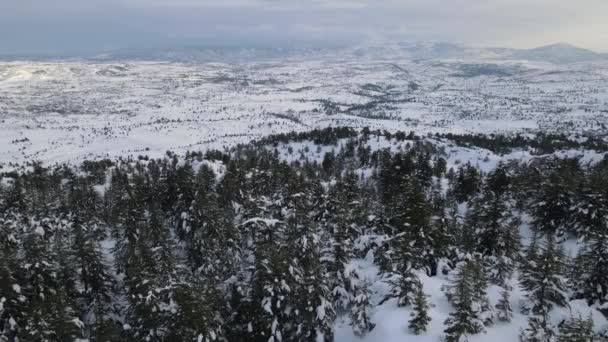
top-left (334, 255), bottom-right (608, 342)
top-left (1, 58), bottom-right (607, 168)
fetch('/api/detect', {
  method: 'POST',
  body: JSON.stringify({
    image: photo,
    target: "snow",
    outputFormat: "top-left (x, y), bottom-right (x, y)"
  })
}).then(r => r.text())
top-left (1, 54), bottom-right (607, 342)
top-left (334, 257), bottom-right (608, 342)
top-left (8, 317), bottom-right (17, 330)
top-left (243, 218), bottom-right (282, 227)
top-left (332, 197), bottom-right (608, 342)
top-left (1, 58), bottom-right (607, 170)
top-left (71, 318), bottom-right (85, 329)
top-left (34, 225), bottom-right (45, 236)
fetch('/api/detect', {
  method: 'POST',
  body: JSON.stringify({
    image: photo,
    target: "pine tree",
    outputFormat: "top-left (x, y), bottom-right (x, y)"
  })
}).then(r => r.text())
top-left (428, 184), bottom-right (457, 274)
top-left (519, 237), bottom-right (568, 316)
top-left (520, 314), bottom-right (556, 342)
top-left (245, 193), bottom-right (293, 342)
top-left (453, 163), bottom-right (481, 203)
top-left (573, 231), bottom-right (608, 316)
top-left (287, 184), bottom-right (335, 342)
top-left (63, 175), bottom-right (119, 340)
top-left (178, 164), bottom-right (239, 278)
top-left (495, 287), bottom-right (513, 323)
top-left (570, 168), bottom-right (608, 239)
top-left (408, 280), bottom-right (431, 335)
top-left (0, 211), bottom-right (24, 341)
top-left (557, 315), bottom-right (594, 342)
top-left (166, 279), bottom-right (226, 342)
top-left (121, 172), bottom-right (176, 341)
top-left (597, 327), bottom-right (608, 342)
top-left (250, 251), bottom-right (292, 342)
top-left (415, 152), bottom-right (434, 188)
top-left (20, 217), bottom-right (84, 341)
top-left (322, 170), bottom-right (361, 312)
top-left (396, 178), bottom-right (434, 274)
top-left (382, 265), bottom-right (418, 308)
top-left (570, 169), bottom-right (608, 315)
top-left (350, 279), bottom-right (376, 337)
top-left (469, 256), bottom-right (495, 327)
top-left (1, 177), bottom-right (28, 214)
top-left (71, 222), bottom-right (119, 341)
top-left (443, 259), bottom-right (485, 342)
top-left (464, 173), bottom-right (521, 285)
top-left (531, 160), bottom-right (580, 237)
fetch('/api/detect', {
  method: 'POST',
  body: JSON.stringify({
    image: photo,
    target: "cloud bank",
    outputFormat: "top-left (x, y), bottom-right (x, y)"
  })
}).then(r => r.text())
top-left (1, 0), bottom-right (606, 55)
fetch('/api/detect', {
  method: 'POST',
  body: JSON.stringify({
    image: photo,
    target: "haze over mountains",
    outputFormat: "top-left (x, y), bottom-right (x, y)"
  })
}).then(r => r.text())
top-left (2, 41), bottom-right (606, 64)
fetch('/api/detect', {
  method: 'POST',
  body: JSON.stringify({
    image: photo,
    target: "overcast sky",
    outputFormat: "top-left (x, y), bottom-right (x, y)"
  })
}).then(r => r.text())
top-left (1, 0), bottom-right (607, 55)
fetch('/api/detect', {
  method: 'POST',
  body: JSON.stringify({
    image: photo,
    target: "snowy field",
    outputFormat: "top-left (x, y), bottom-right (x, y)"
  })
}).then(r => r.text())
top-left (1, 57), bottom-right (607, 168)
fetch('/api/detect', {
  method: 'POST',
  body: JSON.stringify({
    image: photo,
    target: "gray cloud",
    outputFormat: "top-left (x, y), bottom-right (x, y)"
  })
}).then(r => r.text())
top-left (1, 0), bottom-right (606, 55)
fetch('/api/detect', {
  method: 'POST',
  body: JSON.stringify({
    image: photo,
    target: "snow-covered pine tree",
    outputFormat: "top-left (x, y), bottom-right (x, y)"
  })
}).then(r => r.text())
top-left (570, 167), bottom-right (608, 239)
top-left (519, 237), bottom-right (568, 342)
top-left (20, 217), bottom-right (84, 341)
top-left (165, 278), bottom-right (226, 342)
top-left (286, 183), bottom-right (335, 342)
top-left (0, 211), bottom-right (24, 341)
top-left (397, 177), bottom-right (434, 274)
top-left (495, 287), bottom-right (513, 323)
top-left (453, 163), bottom-right (481, 203)
top-left (181, 165), bottom-right (239, 279)
top-left (570, 168), bottom-right (608, 315)
top-left (323, 170), bottom-right (361, 312)
top-left (428, 183), bottom-right (457, 274)
top-left (519, 237), bottom-right (568, 316)
top-left (123, 242), bottom-right (168, 341)
top-left (381, 177), bottom-right (433, 307)
top-left (557, 315), bottom-right (595, 342)
top-left (373, 213), bottom-right (397, 276)
top-left (250, 248), bottom-right (293, 342)
top-left (243, 191), bottom-right (294, 342)
top-left (443, 259), bottom-right (486, 342)
top-left (121, 172), bottom-right (178, 341)
top-left (147, 200), bottom-right (177, 283)
top-left (520, 315), bottom-right (556, 342)
top-left (70, 221), bottom-right (119, 340)
top-left (350, 278), bottom-right (376, 337)
top-left (170, 159), bottom-right (196, 231)
top-left (415, 151), bottom-right (434, 188)
top-left (574, 236), bottom-right (608, 315)
top-left (408, 280), bottom-right (431, 335)
top-left (382, 259), bottom-right (418, 308)
top-left (469, 256), bottom-right (495, 327)
top-left (464, 168), bottom-right (521, 285)
top-left (530, 160), bottom-right (580, 237)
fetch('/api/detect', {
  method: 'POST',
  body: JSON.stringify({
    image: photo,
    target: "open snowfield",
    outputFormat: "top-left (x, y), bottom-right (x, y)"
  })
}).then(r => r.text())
top-left (1, 57), bottom-right (607, 168)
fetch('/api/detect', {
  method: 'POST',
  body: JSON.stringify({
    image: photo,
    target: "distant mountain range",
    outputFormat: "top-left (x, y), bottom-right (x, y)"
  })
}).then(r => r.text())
top-left (347, 41), bottom-right (608, 64)
top-left (2, 42), bottom-right (606, 64)
top-left (492, 43), bottom-right (608, 64)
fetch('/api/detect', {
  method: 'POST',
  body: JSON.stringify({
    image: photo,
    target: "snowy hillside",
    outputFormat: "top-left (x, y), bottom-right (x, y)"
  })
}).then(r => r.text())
top-left (1, 128), bottom-right (608, 342)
